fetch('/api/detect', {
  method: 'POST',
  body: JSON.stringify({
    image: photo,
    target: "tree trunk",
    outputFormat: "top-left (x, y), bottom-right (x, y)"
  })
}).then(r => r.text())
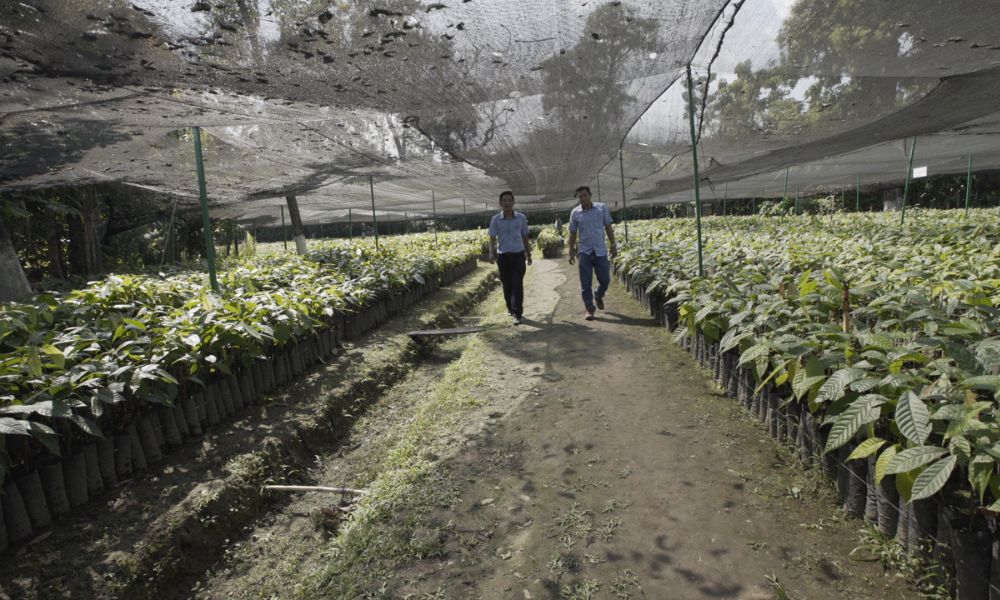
top-left (68, 188), bottom-right (105, 276)
top-left (47, 226), bottom-right (66, 279)
top-left (882, 187), bottom-right (902, 212)
top-left (0, 215), bottom-right (32, 302)
top-left (285, 193), bottom-right (308, 255)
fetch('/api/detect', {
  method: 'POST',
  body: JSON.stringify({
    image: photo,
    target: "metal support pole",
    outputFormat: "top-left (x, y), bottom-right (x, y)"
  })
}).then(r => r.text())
top-left (280, 205), bottom-right (287, 251)
top-left (619, 148), bottom-right (629, 243)
top-left (856, 175), bottom-right (860, 212)
top-left (783, 167), bottom-right (789, 200)
top-left (596, 175), bottom-right (602, 203)
top-left (462, 196), bottom-right (467, 230)
top-left (192, 126), bottom-right (219, 293)
top-left (965, 156), bottom-right (973, 216)
top-left (722, 183), bottom-right (727, 216)
top-left (685, 65), bottom-right (705, 277)
top-left (369, 175), bottom-right (380, 250)
top-left (900, 136), bottom-right (917, 225)
top-left (348, 208), bottom-right (353, 240)
top-left (431, 190), bottom-right (438, 243)
top-left (752, 197), bottom-right (756, 214)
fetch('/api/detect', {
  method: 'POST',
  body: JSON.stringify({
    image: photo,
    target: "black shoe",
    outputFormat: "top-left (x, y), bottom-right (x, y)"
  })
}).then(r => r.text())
top-left (513, 315), bottom-right (522, 325)
top-left (595, 296), bottom-right (605, 310)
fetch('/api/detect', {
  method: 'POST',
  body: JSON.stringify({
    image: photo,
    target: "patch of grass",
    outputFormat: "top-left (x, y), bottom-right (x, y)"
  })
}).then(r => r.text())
top-left (554, 503), bottom-right (592, 549)
top-left (610, 569), bottom-right (642, 599)
top-left (294, 337), bottom-right (492, 598)
top-left (765, 572), bottom-right (802, 600)
top-left (851, 527), bottom-right (953, 600)
top-left (548, 552), bottom-right (579, 576)
top-left (561, 579), bottom-right (601, 600)
top-left (595, 517), bottom-right (623, 542)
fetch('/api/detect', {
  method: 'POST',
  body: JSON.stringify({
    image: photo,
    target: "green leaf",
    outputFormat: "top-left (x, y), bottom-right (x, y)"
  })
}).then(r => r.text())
top-left (739, 343), bottom-right (769, 369)
top-left (41, 344), bottom-right (65, 370)
top-left (961, 375), bottom-right (1000, 390)
top-left (792, 371), bottom-right (825, 401)
top-left (123, 317), bottom-right (147, 332)
top-left (0, 417), bottom-right (32, 436)
top-left (886, 446), bottom-right (947, 475)
top-left (896, 469), bottom-right (917, 502)
top-left (848, 437), bottom-right (886, 461)
top-left (69, 414), bottom-right (103, 439)
top-left (816, 367), bottom-right (865, 404)
top-left (969, 455), bottom-right (993, 503)
top-left (895, 391), bottom-right (931, 445)
top-left (910, 455), bottom-right (957, 501)
top-left (875, 444), bottom-right (900, 484)
top-left (26, 347), bottom-right (43, 377)
top-left (949, 435), bottom-right (971, 463)
top-left (27, 421), bottom-right (60, 456)
top-left (824, 396), bottom-right (884, 454)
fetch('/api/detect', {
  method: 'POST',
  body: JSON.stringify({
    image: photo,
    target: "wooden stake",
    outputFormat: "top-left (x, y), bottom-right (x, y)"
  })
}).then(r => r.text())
top-left (263, 485), bottom-right (367, 495)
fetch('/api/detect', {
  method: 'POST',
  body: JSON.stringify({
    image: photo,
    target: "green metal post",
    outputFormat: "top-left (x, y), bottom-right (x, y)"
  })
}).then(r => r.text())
top-left (856, 175), bottom-right (860, 212)
top-left (685, 65), bottom-right (705, 277)
top-left (619, 148), bottom-right (629, 243)
top-left (348, 208), bottom-right (353, 240)
top-left (783, 167), bottom-right (789, 200)
top-left (431, 190), bottom-right (438, 243)
top-left (369, 175), bottom-right (380, 250)
top-left (192, 126), bottom-right (219, 293)
top-left (280, 205), bottom-right (287, 251)
top-left (965, 156), bottom-right (973, 216)
top-left (900, 136), bottom-right (917, 225)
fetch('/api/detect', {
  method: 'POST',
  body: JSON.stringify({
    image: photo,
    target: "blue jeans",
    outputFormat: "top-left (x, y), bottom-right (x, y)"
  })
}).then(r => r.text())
top-left (578, 252), bottom-right (610, 311)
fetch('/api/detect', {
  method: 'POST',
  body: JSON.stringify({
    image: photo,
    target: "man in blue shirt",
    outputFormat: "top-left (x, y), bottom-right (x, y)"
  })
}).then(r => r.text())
top-left (488, 191), bottom-right (532, 324)
top-left (567, 185), bottom-right (617, 320)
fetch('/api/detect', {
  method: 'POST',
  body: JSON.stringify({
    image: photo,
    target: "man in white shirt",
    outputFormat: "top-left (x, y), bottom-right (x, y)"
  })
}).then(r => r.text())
top-left (488, 191), bottom-right (532, 324)
top-left (567, 185), bottom-right (617, 321)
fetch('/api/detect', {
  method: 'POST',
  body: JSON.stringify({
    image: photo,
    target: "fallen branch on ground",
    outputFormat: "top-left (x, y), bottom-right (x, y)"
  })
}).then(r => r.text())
top-left (263, 485), bottom-right (367, 495)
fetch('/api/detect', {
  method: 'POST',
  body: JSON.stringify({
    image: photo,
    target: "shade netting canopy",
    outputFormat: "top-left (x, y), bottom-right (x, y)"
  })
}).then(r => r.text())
top-left (2, 0), bottom-right (999, 224)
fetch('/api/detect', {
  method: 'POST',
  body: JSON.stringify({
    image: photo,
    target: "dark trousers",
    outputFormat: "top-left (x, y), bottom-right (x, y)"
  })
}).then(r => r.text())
top-left (496, 251), bottom-right (526, 317)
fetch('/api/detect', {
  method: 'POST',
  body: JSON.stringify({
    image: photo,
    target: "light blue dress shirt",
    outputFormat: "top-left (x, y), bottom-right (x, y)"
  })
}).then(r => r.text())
top-left (568, 202), bottom-right (613, 256)
top-left (488, 211), bottom-right (529, 253)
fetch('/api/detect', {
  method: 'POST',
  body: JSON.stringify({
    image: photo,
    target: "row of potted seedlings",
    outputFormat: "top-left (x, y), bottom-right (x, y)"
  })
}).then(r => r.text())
top-left (0, 235), bottom-right (482, 552)
top-left (617, 211), bottom-right (1000, 600)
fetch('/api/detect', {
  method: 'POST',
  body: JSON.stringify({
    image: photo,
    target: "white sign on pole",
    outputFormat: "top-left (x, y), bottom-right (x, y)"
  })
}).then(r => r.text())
top-left (912, 166), bottom-right (928, 178)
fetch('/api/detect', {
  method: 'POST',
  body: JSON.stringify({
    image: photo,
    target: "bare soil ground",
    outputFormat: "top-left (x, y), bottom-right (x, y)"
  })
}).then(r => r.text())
top-left (189, 258), bottom-right (915, 600)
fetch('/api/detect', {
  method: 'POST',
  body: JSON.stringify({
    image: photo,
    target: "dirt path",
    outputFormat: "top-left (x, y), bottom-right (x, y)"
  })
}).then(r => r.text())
top-left (194, 257), bottom-right (911, 599)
